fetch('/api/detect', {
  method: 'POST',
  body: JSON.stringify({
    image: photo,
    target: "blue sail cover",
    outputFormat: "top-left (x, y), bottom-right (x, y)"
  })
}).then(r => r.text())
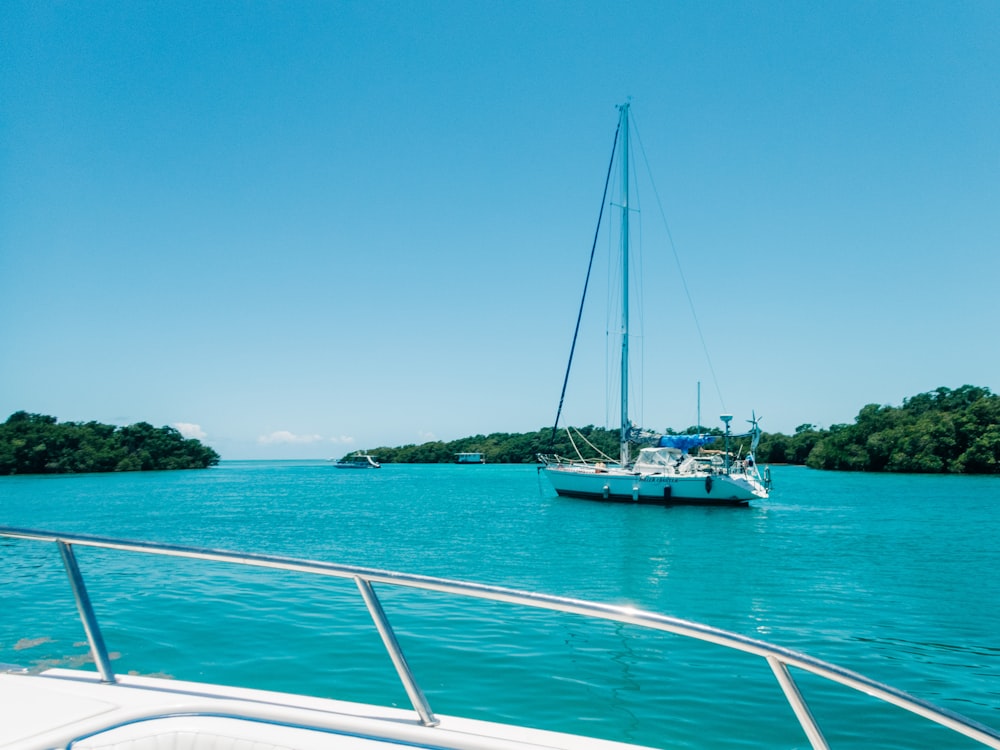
top-left (657, 435), bottom-right (716, 452)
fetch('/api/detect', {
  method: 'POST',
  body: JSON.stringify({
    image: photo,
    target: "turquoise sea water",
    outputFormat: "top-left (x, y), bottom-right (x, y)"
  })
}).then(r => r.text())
top-left (1, 462), bottom-right (998, 748)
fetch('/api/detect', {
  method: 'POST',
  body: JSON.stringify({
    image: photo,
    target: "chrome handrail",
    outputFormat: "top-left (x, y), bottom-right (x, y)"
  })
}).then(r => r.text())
top-left (2, 526), bottom-right (998, 749)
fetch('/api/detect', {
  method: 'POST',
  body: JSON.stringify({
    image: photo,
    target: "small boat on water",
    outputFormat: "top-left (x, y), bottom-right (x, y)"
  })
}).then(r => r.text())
top-left (2, 526), bottom-right (999, 750)
top-left (455, 452), bottom-right (486, 464)
top-left (332, 451), bottom-right (381, 469)
top-left (538, 103), bottom-right (770, 506)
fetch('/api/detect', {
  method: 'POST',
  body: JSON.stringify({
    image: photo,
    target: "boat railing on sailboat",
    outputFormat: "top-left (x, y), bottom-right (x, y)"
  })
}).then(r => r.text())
top-left (2, 526), bottom-right (998, 750)
top-left (539, 426), bottom-right (620, 468)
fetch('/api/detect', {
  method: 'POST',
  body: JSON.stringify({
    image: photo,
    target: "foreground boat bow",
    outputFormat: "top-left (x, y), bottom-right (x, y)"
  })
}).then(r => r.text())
top-left (1, 527), bottom-right (997, 750)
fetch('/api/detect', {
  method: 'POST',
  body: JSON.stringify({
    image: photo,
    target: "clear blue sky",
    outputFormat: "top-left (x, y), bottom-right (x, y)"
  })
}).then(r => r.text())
top-left (2, 2), bottom-right (998, 459)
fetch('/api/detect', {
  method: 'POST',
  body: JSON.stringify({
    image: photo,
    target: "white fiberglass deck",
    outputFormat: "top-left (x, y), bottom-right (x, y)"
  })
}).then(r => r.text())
top-left (0, 669), bottom-right (646, 750)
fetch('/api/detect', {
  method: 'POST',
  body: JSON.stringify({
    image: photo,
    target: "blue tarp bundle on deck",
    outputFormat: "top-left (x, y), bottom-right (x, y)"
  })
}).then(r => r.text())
top-left (657, 435), bottom-right (716, 452)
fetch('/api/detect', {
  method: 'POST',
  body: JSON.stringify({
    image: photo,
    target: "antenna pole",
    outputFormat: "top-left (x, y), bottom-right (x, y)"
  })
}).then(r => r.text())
top-left (697, 381), bottom-right (701, 438)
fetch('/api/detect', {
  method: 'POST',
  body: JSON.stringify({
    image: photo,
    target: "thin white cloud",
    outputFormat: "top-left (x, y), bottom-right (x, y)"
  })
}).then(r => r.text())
top-left (258, 430), bottom-right (325, 445)
top-left (174, 422), bottom-right (207, 440)
top-left (417, 430), bottom-right (436, 442)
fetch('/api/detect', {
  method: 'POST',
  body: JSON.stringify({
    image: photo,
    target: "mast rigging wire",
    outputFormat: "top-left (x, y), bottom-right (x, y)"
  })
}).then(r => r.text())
top-left (631, 114), bottom-right (727, 413)
top-left (550, 118), bottom-right (621, 444)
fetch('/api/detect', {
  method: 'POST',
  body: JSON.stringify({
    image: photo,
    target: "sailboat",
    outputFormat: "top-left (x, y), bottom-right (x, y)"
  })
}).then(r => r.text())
top-left (538, 103), bottom-right (770, 506)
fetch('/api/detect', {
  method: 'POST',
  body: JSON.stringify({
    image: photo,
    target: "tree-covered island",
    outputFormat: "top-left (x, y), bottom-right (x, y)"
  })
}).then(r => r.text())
top-left (0, 412), bottom-right (220, 474)
top-left (7, 385), bottom-right (995, 475)
top-left (358, 385), bottom-right (1000, 474)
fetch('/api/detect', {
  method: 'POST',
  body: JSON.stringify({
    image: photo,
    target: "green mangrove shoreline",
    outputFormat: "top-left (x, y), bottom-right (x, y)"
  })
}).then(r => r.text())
top-left (4, 385), bottom-right (998, 475)
top-left (365, 385), bottom-right (1000, 474)
top-left (0, 411), bottom-right (219, 475)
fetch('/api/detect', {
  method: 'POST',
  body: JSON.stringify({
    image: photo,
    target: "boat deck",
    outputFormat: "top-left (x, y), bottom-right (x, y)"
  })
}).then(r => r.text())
top-left (0, 669), bottom-right (646, 750)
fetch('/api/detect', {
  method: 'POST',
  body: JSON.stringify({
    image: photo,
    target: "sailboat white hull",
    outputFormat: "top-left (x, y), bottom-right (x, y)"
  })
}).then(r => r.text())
top-left (542, 464), bottom-right (766, 505)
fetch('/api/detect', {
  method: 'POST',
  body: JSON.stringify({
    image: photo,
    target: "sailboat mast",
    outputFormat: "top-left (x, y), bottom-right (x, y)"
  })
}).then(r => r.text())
top-left (619, 102), bottom-right (630, 467)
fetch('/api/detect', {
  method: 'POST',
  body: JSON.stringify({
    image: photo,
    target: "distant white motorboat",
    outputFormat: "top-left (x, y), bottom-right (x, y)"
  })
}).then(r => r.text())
top-left (539, 103), bottom-right (770, 506)
top-left (332, 451), bottom-right (381, 469)
top-left (455, 452), bottom-right (485, 464)
top-left (2, 527), bottom-right (998, 750)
